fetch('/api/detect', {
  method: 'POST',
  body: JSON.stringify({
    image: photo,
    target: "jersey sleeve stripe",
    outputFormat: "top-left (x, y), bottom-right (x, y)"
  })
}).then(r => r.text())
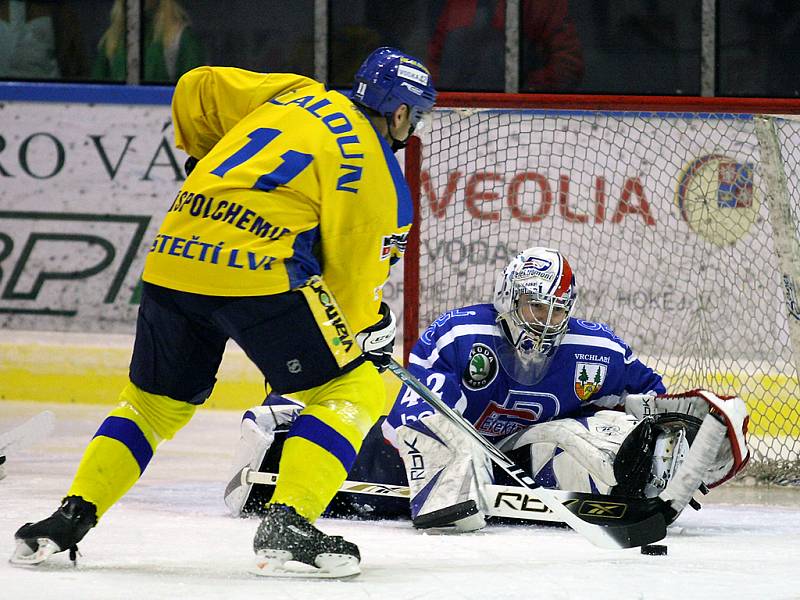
top-left (561, 333), bottom-right (627, 356)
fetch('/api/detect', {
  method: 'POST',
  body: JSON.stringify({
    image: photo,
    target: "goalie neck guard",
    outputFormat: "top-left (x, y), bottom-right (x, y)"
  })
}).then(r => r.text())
top-left (493, 247), bottom-right (577, 384)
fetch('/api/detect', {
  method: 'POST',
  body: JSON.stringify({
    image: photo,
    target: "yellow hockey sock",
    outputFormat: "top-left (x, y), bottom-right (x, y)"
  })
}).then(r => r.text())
top-left (270, 361), bottom-right (385, 521)
top-left (67, 382), bottom-right (196, 517)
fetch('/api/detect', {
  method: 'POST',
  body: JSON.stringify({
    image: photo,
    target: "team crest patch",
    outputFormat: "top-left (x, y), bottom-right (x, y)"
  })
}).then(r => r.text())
top-left (463, 343), bottom-right (498, 390)
top-left (574, 362), bottom-right (607, 401)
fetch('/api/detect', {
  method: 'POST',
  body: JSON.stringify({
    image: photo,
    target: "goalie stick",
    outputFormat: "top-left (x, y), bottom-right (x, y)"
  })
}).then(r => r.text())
top-left (386, 358), bottom-right (670, 549)
top-left (244, 468), bottom-right (565, 524)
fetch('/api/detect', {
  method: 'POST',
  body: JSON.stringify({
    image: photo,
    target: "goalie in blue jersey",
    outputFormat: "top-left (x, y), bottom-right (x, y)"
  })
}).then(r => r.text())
top-left (227, 247), bottom-right (750, 531)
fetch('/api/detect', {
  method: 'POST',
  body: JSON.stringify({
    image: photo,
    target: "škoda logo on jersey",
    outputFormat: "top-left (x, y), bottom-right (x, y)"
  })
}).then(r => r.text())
top-left (463, 343), bottom-right (498, 390)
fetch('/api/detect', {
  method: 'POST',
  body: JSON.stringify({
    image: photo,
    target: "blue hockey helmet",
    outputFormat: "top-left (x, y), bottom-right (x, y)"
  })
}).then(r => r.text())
top-left (351, 47), bottom-right (437, 129)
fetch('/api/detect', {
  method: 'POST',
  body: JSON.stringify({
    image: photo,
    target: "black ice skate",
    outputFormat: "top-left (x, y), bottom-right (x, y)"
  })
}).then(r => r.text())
top-left (10, 496), bottom-right (98, 566)
top-left (252, 503), bottom-right (360, 578)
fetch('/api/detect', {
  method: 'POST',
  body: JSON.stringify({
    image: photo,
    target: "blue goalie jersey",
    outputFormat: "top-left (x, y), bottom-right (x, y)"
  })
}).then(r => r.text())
top-left (384, 303), bottom-right (666, 446)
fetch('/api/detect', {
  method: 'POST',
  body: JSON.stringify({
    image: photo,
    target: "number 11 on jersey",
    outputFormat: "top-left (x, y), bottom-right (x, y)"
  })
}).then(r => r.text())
top-left (210, 127), bottom-right (313, 192)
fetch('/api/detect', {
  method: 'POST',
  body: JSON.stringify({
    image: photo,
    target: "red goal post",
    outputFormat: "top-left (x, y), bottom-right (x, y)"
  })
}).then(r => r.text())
top-left (402, 93), bottom-right (800, 484)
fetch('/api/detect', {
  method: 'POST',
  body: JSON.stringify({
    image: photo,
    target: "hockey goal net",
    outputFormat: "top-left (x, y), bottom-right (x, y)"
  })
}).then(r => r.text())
top-left (402, 93), bottom-right (800, 485)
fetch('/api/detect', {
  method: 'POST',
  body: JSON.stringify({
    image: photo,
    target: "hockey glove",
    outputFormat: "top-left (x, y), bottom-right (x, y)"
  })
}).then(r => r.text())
top-left (355, 302), bottom-right (396, 372)
top-left (624, 389), bottom-right (750, 487)
top-left (184, 156), bottom-right (199, 176)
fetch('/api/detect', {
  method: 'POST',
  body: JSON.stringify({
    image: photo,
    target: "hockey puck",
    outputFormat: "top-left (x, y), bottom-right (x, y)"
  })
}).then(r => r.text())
top-left (641, 544), bottom-right (668, 556)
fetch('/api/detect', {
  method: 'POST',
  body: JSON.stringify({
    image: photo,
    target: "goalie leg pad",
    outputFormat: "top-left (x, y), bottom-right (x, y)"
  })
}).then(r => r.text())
top-left (497, 411), bottom-right (700, 501)
top-left (224, 397), bottom-right (302, 517)
top-left (396, 413), bottom-right (492, 532)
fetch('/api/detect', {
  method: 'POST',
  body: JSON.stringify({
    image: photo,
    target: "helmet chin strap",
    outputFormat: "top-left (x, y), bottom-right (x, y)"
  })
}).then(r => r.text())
top-left (385, 116), bottom-right (415, 153)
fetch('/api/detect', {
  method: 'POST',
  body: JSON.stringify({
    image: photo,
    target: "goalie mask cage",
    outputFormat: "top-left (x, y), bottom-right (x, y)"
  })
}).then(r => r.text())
top-left (402, 93), bottom-right (800, 485)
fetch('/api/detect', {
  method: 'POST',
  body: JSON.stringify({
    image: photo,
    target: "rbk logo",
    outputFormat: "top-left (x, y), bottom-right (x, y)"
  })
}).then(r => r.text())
top-left (577, 501), bottom-right (627, 519)
top-left (403, 437), bottom-right (426, 481)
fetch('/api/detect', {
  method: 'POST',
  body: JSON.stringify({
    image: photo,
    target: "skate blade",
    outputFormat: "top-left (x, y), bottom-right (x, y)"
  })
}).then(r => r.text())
top-left (9, 538), bottom-right (60, 566)
top-left (253, 549), bottom-right (360, 579)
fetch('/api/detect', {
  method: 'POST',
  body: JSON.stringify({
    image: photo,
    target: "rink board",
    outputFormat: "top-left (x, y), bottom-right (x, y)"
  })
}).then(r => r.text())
top-left (0, 335), bottom-right (795, 438)
top-left (0, 334), bottom-right (403, 413)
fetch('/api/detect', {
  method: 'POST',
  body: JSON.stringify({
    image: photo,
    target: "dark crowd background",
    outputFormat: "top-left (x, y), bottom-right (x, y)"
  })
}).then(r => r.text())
top-left (1, 0), bottom-right (797, 97)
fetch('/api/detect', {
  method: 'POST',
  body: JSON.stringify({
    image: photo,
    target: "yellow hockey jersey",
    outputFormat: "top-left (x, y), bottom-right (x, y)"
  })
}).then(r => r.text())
top-left (143, 67), bottom-right (413, 333)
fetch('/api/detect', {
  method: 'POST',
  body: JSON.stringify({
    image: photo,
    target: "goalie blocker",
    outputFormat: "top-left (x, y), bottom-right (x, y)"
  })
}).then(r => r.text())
top-left (225, 390), bottom-right (749, 529)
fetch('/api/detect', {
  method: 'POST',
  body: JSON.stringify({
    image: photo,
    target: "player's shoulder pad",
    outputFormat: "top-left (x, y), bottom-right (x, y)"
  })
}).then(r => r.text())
top-left (564, 318), bottom-right (633, 354)
top-left (418, 303), bottom-right (496, 343)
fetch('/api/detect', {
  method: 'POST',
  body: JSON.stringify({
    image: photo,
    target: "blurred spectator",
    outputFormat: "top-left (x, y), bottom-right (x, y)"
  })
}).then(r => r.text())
top-left (329, 0), bottom-right (436, 87)
top-left (331, 24), bottom-right (381, 86)
top-left (0, 0), bottom-right (87, 79)
top-left (428, 0), bottom-right (584, 91)
top-left (92, 0), bottom-right (205, 82)
top-left (719, 0), bottom-right (800, 96)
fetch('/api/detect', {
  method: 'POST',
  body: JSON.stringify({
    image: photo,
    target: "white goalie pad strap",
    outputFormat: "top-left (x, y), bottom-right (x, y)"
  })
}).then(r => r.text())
top-left (623, 391), bottom-right (708, 420)
top-left (223, 401), bottom-right (303, 517)
top-left (497, 411), bottom-right (638, 494)
top-left (625, 389), bottom-right (750, 487)
top-left (396, 413), bottom-right (492, 531)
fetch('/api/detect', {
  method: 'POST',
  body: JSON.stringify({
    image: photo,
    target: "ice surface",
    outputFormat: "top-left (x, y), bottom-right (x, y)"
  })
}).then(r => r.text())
top-left (2, 401), bottom-right (799, 600)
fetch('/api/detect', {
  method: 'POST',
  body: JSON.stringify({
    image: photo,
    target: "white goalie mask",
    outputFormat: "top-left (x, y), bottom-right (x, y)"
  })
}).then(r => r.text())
top-left (493, 247), bottom-right (577, 384)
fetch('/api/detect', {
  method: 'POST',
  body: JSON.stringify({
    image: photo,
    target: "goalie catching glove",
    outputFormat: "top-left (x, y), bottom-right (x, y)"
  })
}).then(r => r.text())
top-left (623, 389), bottom-right (750, 487)
top-left (355, 302), bottom-right (396, 373)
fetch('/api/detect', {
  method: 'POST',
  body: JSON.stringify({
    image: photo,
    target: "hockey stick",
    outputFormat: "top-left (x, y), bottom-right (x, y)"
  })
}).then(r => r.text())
top-left (244, 468), bottom-right (565, 524)
top-left (386, 358), bottom-right (671, 549)
top-left (0, 411), bottom-right (56, 456)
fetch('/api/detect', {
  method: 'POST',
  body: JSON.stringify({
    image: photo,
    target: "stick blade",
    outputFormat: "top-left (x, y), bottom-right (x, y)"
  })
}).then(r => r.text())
top-left (554, 492), bottom-right (669, 549)
top-left (0, 411), bottom-right (56, 455)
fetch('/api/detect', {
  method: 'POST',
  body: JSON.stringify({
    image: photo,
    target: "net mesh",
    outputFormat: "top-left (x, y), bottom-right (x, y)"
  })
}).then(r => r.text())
top-left (412, 106), bottom-right (800, 485)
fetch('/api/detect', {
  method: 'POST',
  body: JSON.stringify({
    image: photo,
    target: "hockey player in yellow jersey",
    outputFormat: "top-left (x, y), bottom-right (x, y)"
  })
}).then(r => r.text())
top-left (11, 47), bottom-right (436, 578)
